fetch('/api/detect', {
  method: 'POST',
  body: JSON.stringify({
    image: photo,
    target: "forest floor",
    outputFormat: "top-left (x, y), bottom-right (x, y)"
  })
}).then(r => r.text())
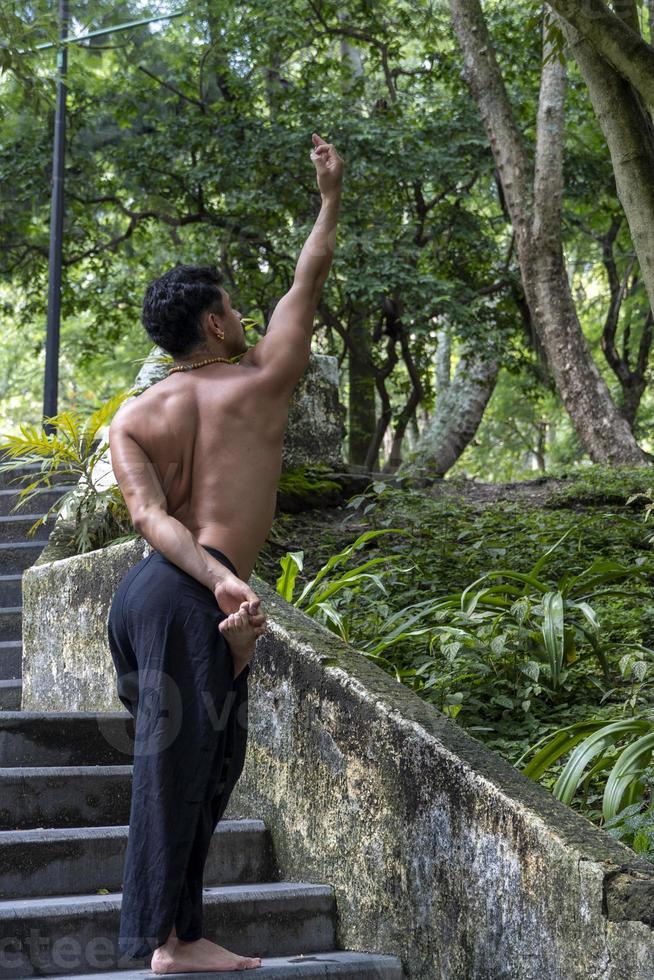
top-left (255, 466), bottom-right (654, 586)
top-left (429, 475), bottom-right (573, 509)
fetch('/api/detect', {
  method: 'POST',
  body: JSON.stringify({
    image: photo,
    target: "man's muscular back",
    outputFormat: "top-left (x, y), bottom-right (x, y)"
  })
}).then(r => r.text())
top-left (116, 361), bottom-right (289, 583)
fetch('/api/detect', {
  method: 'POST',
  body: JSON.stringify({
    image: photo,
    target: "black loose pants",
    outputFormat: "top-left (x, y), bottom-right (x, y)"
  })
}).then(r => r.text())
top-left (106, 543), bottom-right (250, 960)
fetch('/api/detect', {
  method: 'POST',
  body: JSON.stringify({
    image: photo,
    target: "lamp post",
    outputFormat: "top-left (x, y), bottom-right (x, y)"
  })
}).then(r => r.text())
top-left (42, 0), bottom-right (69, 436)
top-left (40, 4), bottom-right (186, 435)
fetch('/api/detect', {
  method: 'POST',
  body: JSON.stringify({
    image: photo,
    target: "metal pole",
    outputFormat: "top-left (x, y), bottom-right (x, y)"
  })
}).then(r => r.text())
top-left (43, 0), bottom-right (70, 435)
top-left (38, 6), bottom-right (185, 435)
top-left (34, 11), bottom-right (187, 50)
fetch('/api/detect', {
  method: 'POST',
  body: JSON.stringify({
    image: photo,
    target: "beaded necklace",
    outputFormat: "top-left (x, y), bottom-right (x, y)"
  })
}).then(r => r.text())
top-left (168, 354), bottom-right (234, 375)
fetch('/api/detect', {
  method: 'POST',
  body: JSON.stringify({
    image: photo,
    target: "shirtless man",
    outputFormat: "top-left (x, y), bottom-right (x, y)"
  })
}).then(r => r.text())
top-left (107, 133), bottom-right (343, 973)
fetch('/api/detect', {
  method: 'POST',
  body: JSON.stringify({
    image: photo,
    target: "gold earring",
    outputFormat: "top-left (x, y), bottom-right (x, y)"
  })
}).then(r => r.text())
top-left (217, 329), bottom-right (225, 340)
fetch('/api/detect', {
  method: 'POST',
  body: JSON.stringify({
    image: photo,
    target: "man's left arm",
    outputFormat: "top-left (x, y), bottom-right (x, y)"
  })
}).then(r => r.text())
top-left (108, 421), bottom-right (266, 625)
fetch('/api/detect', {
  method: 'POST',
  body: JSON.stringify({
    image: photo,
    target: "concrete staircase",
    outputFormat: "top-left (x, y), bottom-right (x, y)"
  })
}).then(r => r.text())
top-left (0, 459), bottom-right (76, 712)
top-left (0, 462), bottom-right (404, 979)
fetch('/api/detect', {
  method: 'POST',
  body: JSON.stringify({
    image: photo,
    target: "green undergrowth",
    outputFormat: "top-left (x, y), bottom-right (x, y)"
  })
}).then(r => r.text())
top-left (264, 468), bottom-right (654, 859)
top-left (545, 464), bottom-right (654, 508)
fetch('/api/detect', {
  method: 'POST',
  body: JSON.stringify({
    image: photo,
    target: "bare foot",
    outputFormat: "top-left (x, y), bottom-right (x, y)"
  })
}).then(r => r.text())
top-left (151, 935), bottom-right (262, 973)
top-left (219, 601), bottom-right (265, 678)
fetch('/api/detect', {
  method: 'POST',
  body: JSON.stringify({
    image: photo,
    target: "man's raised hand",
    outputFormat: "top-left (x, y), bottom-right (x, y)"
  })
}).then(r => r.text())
top-left (310, 132), bottom-right (344, 198)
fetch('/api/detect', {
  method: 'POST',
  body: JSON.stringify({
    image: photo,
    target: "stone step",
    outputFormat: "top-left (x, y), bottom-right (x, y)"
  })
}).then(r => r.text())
top-left (0, 540), bottom-right (50, 574)
top-left (0, 485), bottom-right (75, 517)
top-left (40, 952), bottom-right (404, 980)
top-left (0, 512), bottom-right (53, 543)
top-left (0, 606), bottom-right (21, 643)
top-left (0, 882), bottom-right (337, 975)
top-left (0, 575), bottom-right (22, 607)
top-left (0, 765), bottom-right (132, 829)
top-left (0, 641), bottom-right (21, 681)
top-left (0, 460), bottom-right (77, 491)
top-left (0, 679), bottom-right (21, 711)
top-left (0, 461), bottom-right (46, 491)
top-left (0, 712), bottom-right (135, 768)
top-left (0, 818), bottom-right (277, 899)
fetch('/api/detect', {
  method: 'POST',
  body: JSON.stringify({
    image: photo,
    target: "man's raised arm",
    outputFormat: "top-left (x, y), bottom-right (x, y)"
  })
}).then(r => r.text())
top-left (294, 133), bottom-right (344, 292)
top-left (245, 133), bottom-right (344, 388)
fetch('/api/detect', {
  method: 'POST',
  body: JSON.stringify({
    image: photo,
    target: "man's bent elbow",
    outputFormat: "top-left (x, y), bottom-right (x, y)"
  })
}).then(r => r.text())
top-left (132, 506), bottom-right (164, 539)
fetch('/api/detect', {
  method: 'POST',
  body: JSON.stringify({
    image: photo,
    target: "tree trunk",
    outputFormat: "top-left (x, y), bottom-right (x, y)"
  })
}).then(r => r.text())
top-left (435, 323), bottom-right (451, 415)
top-left (448, 0), bottom-right (648, 463)
top-left (599, 218), bottom-right (652, 426)
top-left (398, 342), bottom-right (499, 479)
top-left (382, 327), bottom-right (424, 472)
top-left (339, 23), bottom-right (378, 469)
top-left (348, 313), bottom-right (378, 469)
top-left (547, 0), bottom-right (654, 113)
top-left (558, 20), bottom-right (654, 320)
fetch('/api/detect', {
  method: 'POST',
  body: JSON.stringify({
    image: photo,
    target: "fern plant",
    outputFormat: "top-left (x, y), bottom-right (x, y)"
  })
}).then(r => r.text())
top-left (0, 390), bottom-right (139, 555)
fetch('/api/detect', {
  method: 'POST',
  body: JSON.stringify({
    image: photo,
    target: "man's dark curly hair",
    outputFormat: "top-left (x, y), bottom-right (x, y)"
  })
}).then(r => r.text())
top-left (141, 263), bottom-right (225, 358)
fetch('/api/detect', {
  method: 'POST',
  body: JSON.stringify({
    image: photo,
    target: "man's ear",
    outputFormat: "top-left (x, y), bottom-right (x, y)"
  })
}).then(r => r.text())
top-left (207, 310), bottom-right (225, 338)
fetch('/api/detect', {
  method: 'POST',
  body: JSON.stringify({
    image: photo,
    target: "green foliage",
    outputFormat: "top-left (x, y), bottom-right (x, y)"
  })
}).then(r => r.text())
top-left (519, 715), bottom-right (654, 820)
top-left (603, 796), bottom-right (654, 857)
top-left (3, 0), bottom-right (654, 476)
top-left (275, 527), bottom-right (407, 644)
top-left (515, 631), bottom-right (654, 854)
top-left (545, 465), bottom-right (654, 508)
top-left (0, 389), bottom-right (138, 555)
top-left (1, 0), bottom-right (530, 450)
top-left (346, 515), bottom-right (652, 724)
top-left (518, 714), bottom-right (654, 856)
top-left (277, 475), bottom-right (654, 859)
top-left (626, 485), bottom-right (654, 545)
top-left (430, 518), bottom-right (650, 687)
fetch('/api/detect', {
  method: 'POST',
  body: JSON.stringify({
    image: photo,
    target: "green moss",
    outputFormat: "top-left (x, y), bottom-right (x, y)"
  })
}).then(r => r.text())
top-left (277, 463), bottom-right (343, 513)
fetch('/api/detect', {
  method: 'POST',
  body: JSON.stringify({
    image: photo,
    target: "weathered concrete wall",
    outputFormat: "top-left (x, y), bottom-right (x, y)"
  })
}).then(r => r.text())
top-left (23, 538), bottom-right (150, 711)
top-left (22, 539), bottom-right (654, 978)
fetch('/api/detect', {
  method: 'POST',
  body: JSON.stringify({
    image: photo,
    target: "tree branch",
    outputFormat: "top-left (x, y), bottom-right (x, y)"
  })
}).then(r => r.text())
top-left (138, 64), bottom-right (207, 112)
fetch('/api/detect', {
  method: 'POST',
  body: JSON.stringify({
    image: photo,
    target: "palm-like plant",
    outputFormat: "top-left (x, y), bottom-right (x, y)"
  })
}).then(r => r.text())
top-left (0, 390), bottom-right (138, 554)
top-left (515, 637), bottom-right (654, 841)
